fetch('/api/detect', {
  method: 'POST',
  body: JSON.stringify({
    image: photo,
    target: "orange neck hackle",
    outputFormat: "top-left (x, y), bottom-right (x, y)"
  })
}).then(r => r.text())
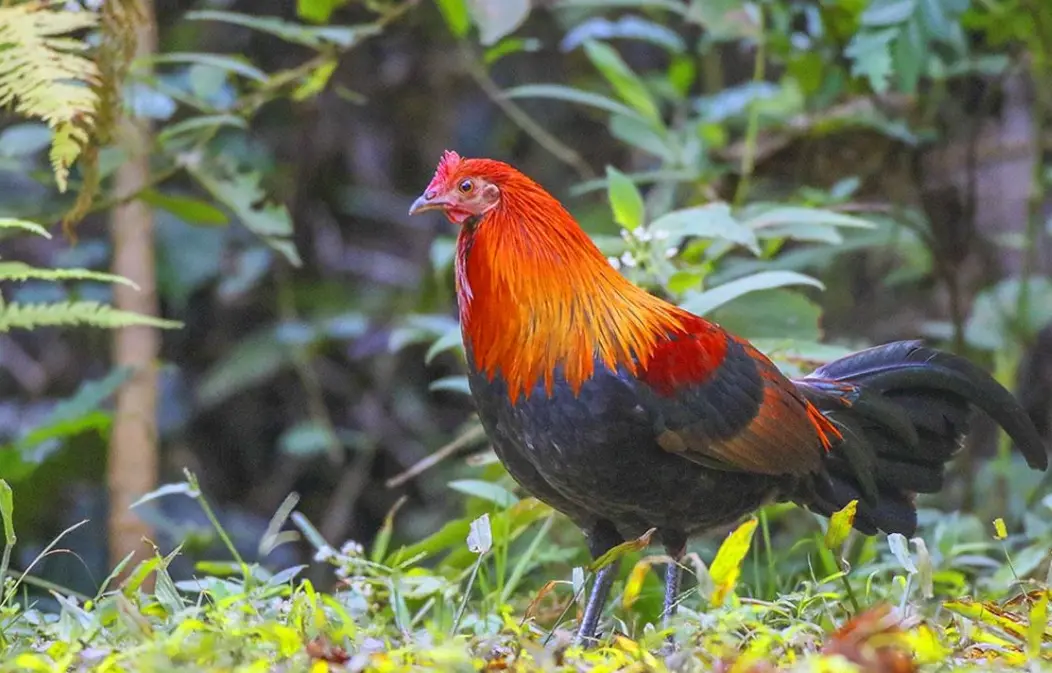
top-left (452, 160), bottom-right (693, 401)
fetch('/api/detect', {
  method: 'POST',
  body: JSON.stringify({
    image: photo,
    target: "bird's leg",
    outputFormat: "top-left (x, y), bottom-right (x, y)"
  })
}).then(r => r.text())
top-left (661, 532), bottom-right (687, 639)
top-left (575, 560), bottom-right (619, 647)
top-left (573, 520), bottom-right (623, 647)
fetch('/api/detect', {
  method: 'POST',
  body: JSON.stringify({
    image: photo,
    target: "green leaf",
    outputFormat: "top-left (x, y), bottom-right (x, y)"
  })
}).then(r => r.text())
top-left (297, 0), bottom-right (348, 23)
top-left (0, 480), bottom-right (14, 546)
top-left (589, 528), bottom-right (656, 571)
top-left (709, 518), bottom-right (757, 607)
top-left (502, 84), bottom-right (643, 120)
top-left (824, 500), bottom-right (857, 551)
top-left (993, 517), bottom-right (1008, 540)
top-left (0, 218), bottom-right (51, 238)
top-left (0, 302), bottom-right (181, 332)
top-left (469, 0), bottom-right (531, 46)
top-left (291, 60), bottom-right (337, 101)
top-left (149, 53), bottom-right (268, 82)
top-left (156, 114), bottom-right (248, 146)
top-left (186, 10), bottom-right (381, 49)
top-left (680, 271), bottom-right (824, 316)
top-left (740, 205), bottom-right (876, 231)
top-left (583, 40), bottom-right (662, 126)
top-left (430, 375), bottom-right (472, 396)
top-left (562, 16), bottom-right (686, 53)
top-left (686, 0), bottom-right (761, 40)
top-left (609, 113), bottom-right (671, 159)
top-left (649, 203), bottom-right (760, 253)
top-left (435, 0), bottom-right (470, 38)
top-left (892, 17), bottom-right (925, 92)
top-left (448, 479), bottom-right (519, 508)
top-left (483, 37), bottom-right (541, 65)
top-left (606, 166), bottom-right (646, 230)
top-left (187, 160), bottom-right (300, 266)
top-left (279, 421), bottom-right (337, 457)
top-left (14, 366), bottom-right (133, 452)
top-left (710, 289), bottom-right (823, 341)
top-left (861, 0), bottom-right (916, 26)
top-left (0, 262), bottom-right (139, 288)
top-left (130, 482), bottom-right (201, 509)
top-left (141, 190), bottom-right (229, 226)
top-left (425, 327), bottom-right (464, 364)
top-left (845, 29), bottom-right (896, 93)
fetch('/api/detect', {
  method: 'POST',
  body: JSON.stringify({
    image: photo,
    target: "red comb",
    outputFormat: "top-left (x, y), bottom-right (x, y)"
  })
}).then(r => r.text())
top-left (431, 150), bottom-right (462, 187)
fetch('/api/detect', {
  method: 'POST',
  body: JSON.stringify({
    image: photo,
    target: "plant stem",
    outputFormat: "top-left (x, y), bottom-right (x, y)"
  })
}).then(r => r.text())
top-left (733, 11), bottom-right (766, 208)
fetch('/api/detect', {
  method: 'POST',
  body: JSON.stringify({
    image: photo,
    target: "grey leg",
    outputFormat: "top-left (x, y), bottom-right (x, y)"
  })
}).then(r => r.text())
top-left (573, 520), bottom-right (623, 647)
top-left (661, 531), bottom-right (687, 644)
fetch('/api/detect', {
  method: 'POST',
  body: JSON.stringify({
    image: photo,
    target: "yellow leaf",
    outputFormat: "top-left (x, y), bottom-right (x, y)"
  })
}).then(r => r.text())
top-left (1028, 591), bottom-right (1049, 658)
top-left (993, 518), bottom-right (1008, 540)
top-left (709, 518), bottom-right (758, 607)
top-left (614, 635), bottom-right (639, 654)
top-left (11, 654), bottom-right (51, 672)
top-left (622, 559), bottom-right (652, 610)
top-left (907, 623), bottom-right (951, 664)
top-left (944, 599), bottom-right (1027, 639)
top-left (824, 499), bottom-right (857, 551)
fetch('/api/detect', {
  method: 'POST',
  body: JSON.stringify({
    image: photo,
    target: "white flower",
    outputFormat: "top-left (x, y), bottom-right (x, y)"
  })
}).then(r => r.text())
top-left (620, 252), bottom-right (637, 268)
top-left (620, 228), bottom-right (632, 240)
top-left (607, 256), bottom-right (622, 270)
top-left (340, 540), bottom-right (365, 557)
top-left (665, 247), bottom-right (678, 259)
top-left (313, 546), bottom-right (336, 563)
top-left (634, 228), bottom-right (653, 243)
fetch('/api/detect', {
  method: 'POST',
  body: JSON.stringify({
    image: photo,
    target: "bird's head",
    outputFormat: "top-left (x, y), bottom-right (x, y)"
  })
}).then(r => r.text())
top-left (408, 150), bottom-right (509, 225)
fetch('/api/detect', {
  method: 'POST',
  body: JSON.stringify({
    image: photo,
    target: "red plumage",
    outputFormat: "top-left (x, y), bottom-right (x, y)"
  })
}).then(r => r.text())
top-left (410, 153), bottom-right (1048, 645)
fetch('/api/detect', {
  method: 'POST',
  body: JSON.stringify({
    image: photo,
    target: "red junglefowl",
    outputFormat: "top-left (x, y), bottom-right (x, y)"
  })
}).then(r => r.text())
top-left (408, 151), bottom-right (1049, 645)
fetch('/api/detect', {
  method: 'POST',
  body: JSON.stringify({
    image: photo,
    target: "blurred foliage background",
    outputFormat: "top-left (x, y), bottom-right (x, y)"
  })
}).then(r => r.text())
top-left (1, 0), bottom-right (1051, 612)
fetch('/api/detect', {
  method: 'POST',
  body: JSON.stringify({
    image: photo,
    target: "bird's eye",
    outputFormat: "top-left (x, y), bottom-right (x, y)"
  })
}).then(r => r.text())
top-left (458, 180), bottom-right (473, 194)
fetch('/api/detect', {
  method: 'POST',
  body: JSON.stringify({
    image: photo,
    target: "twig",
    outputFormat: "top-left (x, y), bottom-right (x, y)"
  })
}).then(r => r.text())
top-left (385, 423), bottom-right (487, 488)
top-left (460, 45), bottom-right (595, 181)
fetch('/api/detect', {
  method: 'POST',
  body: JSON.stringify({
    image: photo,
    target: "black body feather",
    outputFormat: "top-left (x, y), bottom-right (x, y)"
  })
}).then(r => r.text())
top-left (470, 339), bottom-right (1048, 550)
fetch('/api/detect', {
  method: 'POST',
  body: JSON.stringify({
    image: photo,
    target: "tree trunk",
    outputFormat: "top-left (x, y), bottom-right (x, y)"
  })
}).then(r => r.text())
top-left (107, 0), bottom-right (159, 582)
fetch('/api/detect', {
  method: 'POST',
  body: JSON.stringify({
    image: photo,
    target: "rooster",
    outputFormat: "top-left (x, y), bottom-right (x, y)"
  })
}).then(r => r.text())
top-left (409, 151), bottom-right (1048, 645)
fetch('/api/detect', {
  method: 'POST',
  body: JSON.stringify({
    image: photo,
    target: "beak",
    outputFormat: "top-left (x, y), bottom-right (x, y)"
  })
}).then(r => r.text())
top-left (409, 191), bottom-right (446, 216)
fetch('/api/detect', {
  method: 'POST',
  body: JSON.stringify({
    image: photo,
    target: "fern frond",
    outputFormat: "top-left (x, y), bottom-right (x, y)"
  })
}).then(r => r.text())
top-left (0, 301), bottom-right (182, 332)
top-left (0, 218), bottom-right (53, 239)
top-left (0, 2), bottom-right (101, 191)
top-left (0, 262), bottom-right (139, 287)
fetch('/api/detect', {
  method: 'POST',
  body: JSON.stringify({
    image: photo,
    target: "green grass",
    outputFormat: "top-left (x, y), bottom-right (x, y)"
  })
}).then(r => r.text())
top-left (1, 466), bottom-right (1051, 672)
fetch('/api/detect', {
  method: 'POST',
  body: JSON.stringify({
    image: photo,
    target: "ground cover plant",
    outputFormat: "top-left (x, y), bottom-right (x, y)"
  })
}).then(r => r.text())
top-left (1, 0), bottom-right (1052, 670)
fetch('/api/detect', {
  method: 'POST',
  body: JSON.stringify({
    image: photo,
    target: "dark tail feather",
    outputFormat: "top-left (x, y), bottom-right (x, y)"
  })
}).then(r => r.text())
top-left (793, 340), bottom-right (1048, 536)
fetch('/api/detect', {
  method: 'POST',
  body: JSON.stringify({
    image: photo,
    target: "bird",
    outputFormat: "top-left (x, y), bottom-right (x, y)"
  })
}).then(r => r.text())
top-left (408, 151), bottom-right (1049, 646)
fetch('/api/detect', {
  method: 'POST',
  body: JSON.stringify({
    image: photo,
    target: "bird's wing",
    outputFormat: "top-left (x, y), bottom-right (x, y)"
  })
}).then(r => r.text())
top-left (637, 325), bottom-right (840, 476)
